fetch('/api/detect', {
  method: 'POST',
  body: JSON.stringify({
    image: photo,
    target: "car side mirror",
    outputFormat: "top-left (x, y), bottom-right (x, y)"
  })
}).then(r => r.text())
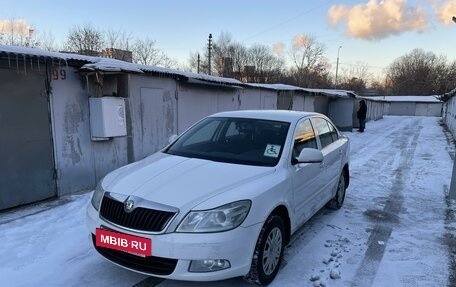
top-left (294, 148), bottom-right (323, 164)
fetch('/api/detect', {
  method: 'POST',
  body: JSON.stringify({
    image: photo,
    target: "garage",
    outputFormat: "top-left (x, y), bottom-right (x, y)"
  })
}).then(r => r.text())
top-left (0, 58), bottom-right (56, 209)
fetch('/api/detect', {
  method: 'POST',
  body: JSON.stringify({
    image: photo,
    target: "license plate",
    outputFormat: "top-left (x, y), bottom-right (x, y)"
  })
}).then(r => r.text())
top-left (96, 228), bottom-right (152, 257)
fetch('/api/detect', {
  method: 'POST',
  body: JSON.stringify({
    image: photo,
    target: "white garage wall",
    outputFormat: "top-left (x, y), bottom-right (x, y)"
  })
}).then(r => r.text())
top-left (51, 67), bottom-right (129, 195)
top-left (444, 95), bottom-right (456, 138)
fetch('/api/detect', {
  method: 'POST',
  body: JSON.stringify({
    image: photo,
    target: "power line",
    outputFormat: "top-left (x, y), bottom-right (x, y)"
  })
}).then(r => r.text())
top-left (334, 62), bottom-right (387, 70)
top-left (241, 0), bottom-right (335, 42)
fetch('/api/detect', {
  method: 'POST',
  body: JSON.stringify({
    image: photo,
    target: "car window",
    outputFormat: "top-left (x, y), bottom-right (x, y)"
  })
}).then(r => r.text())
top-left (327, 121), bottom-right (339, 142)
top-left (182, 120), bottom-right (221, 147)
top-left (293, 119), bottom-right (317, 158)
top-left (165, 117), bottom-right (290, 167)
top-left (311, 117), bottom-right (337, 149)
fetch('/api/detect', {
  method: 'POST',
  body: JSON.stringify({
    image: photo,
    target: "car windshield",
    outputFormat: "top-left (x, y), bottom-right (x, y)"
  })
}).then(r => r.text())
top-left (164, 117), bottom-right (290, 166)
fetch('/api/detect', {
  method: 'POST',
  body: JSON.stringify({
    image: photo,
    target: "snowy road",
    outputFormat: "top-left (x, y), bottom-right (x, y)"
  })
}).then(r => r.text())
top-left (1, 116), bottom-right (455, 287)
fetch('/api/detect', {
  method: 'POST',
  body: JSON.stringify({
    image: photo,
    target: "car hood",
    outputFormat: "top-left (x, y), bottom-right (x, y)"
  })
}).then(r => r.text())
top-left (103, 152), bottom-right (274, 209)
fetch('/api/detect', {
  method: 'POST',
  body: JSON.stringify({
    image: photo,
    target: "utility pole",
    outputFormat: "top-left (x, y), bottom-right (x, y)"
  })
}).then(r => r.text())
top-left (197, 53), bottom-right (200, 74)
top-left (208, 34), bottom-right (213, 76)
top-left (335, 45), bottom-right (342, 88)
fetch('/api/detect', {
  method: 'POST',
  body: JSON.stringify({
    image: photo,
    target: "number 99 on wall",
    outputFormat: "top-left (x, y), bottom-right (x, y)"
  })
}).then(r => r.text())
top-left (52, 69), bottom-right (66, 80)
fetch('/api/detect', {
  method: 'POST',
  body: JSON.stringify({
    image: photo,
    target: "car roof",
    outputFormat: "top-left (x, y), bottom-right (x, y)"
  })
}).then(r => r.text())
top-left (209, 110), bottom-right (321, 123)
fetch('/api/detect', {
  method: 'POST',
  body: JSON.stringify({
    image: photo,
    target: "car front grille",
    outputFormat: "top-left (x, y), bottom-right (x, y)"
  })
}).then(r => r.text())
top-left (99, 196), bottom-right (176, 233)
top-left (91, 234), bottom-right (177, 275)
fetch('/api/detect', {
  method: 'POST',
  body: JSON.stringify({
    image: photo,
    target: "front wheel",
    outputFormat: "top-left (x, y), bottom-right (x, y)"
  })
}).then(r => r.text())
top-left (326, 172), bottom-right (346, 210)
top-left (244, 215), bottom-right (285, 286)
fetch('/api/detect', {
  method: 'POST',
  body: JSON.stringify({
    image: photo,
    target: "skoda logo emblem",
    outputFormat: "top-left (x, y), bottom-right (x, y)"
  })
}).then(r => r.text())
top-left (124, 199), bottom-right (135, 213)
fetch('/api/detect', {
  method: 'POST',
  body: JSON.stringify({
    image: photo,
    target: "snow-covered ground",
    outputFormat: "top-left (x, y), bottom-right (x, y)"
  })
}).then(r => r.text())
top-left (1, 116), bottom-right (455, 287)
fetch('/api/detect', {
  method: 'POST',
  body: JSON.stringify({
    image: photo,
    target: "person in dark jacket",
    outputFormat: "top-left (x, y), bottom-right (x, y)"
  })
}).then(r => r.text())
top-left (357, 100), bottom-right (367, 132)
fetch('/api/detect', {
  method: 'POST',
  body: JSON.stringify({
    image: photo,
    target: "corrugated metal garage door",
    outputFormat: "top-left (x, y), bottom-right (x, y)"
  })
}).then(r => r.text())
top-left (0, 69), bottom-right (56, 210)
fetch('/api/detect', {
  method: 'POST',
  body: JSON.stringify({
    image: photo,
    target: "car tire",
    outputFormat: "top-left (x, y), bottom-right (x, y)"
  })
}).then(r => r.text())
top-left (244, 215), bottom-right (285, 286)
top-left (326, 172), bottom-right (346, 210)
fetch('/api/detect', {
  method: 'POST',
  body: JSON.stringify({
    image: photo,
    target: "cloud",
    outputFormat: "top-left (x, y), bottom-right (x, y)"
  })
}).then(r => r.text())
top-left (0, 19), bottom-right (32, 35)
top-left (272, 42), bottom-right (285, 56)
top-left (293, 34), bottom-right (312, 48)
top-left (327, 0), bottom-right (428, 40)
top-left (436, 0), bottom-right (456, 25)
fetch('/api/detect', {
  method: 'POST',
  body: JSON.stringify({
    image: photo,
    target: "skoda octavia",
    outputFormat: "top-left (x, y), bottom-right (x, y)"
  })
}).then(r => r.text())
top-left (86, 110), bottom-right (350, 285)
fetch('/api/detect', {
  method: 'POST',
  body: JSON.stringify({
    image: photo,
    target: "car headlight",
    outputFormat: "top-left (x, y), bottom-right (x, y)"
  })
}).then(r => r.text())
top-left (176, 200), bottom-right (251, 233)
top-left (91, 179), bottom-right (105, 211)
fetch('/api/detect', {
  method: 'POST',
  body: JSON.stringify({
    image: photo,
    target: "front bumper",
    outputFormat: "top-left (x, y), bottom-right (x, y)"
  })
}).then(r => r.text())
top-left (86, 204), bottom-right (262, 281)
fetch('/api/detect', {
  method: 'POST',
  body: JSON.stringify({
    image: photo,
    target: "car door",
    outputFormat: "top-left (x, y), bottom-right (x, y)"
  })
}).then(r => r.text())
top-left (311, 117), bottom-right (344, 201)
top-left (290, 118), bottom-right (326, 226)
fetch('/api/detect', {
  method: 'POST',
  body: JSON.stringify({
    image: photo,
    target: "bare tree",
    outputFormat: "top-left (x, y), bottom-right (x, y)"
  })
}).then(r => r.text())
top-left (338, 62), bottom-right (372, 92)
top-left (132, 38), bottom-right (175, 67)
top-left (212, 31), bottom-right (233, 76)
top-left (246, 44), bottom-right (284, 83)
top-left (37, 29), bottom-right (58, 51)
top-left (64, 24), bottom-right (104, 55)
top-left (105, 28), bottom-right (132, 50)
top-left (204, 32), bottom-right (284, 82)
top-left (369, 79), bottom-right (388, 95)
top-left (439, 60), bottom-right (456, 94)
top-left (190, 52), bottom-right (205, 73)
top-left (193, 32), bottom-right (247, 78)
top-left (187, 51), bottom-right (201, 73)
top-left (386, 48), bottom-right (448, 95)
top-left (213, 34), bottom-right (251, 79)
top-left (289, 34), bottom-right (328, 87)
top-left (230, 43), bottom-right (249, 79)
top-left (0, 19), bottom-right (38, 47)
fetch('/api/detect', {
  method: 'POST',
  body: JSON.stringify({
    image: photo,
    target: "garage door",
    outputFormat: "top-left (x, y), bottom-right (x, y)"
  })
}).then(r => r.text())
top-left (0, 69), bottom-right (56, 210)
top-left (140, 88), bottom-right (177, 158)
top-left (390, 102), bottom-right (416, 116)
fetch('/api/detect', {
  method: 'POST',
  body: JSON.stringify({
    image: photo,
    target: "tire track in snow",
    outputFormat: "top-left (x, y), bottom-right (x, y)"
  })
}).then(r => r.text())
top-left (349, 119), bottom-right (422, 287)
top-left (348, 117), bottom-right (414, 160)
top-left (348, 117), bottom-right (418, 173)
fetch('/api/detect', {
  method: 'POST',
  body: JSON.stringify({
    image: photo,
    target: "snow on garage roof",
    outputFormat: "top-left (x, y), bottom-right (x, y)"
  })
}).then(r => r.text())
top-left (246, 83), bottom-right (357, 98)
top-left (0, 44), bottom-right (99, 62)
top-left (364, 96), bottom-right (441, 103)
top-left (0, 44), bottom-right (243, 86)
top-left (305, 88), bottom-right (358, 98)
top-left (247, 83), bottom-right (305, 91)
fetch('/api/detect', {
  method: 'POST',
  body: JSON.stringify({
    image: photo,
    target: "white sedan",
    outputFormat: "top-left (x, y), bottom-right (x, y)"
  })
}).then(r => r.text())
top-left (86, 110), bottom-right (350, 285)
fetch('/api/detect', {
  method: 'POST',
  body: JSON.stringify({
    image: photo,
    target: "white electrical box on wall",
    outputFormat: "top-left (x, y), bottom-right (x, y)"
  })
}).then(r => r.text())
top-left (89, 97), bottom-right (127, 139)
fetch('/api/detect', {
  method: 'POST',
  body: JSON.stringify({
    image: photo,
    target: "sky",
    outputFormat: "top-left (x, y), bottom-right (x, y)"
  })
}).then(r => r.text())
top-left (1, 0), bottom-right (456, 79)
top-left (1, 115), bottom-right (454, 286)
